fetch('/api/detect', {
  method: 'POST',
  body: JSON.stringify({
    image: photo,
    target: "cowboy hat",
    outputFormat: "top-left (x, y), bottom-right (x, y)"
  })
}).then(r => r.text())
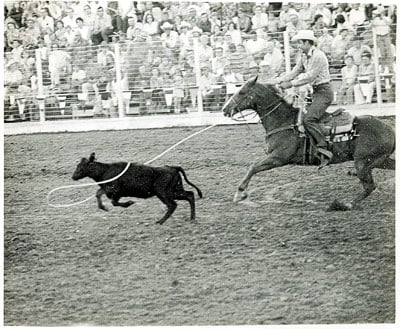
top-left (179, 21), bottom-right (191, 29)
top-left (291, 30), bottom-right (316, 43)
top-left (161, 22), bottom-right (173, 30)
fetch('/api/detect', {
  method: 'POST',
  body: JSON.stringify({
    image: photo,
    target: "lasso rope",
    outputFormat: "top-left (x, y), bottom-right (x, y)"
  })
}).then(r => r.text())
top-left (47, 124), bottom-right (218, 208)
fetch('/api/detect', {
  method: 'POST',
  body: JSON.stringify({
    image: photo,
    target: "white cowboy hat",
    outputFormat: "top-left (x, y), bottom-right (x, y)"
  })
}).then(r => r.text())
top-left (291, 30), bottom-right (316, 43)
top-left (161, 22), bottom-right (173, 30)
top-left (179, 21), bottom-right (191, 29)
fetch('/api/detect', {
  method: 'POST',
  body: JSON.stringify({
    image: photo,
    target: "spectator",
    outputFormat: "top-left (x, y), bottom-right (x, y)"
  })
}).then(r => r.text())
top-left (245, 30), bottom-right (266, 58)
top-left (225, 22), bottom-right (242, 46)
top-left (244, 61), bottom-right (260, 80)
top-left (332, 13), bottom-right (354, 36)
top-left (70, 64), bottom-right (88, 93)
top-left (348, 3), bottom-right (367, 34)
top-left (347, 36), bottom-right (372, 66)
top-left (47, 1), bottom-right (63, 21)
top-left (63, 25), bottom-right (76, 47)
top-left (133, 64), bottom-right (151, 113)
top-left (286, 12), bottom-right (308, 38)
top-left (91, 6), bottom-right (113, 45)
top-left (5, 21), bottom-right (21, 50)
top-left (226, 43), bottom-right (248, 74)
top-left (354, 52), bottom-right (375, 104)
top-left (313, 4), bottom-right (332, 27)
top-left (197, 34), bottom-right (213, 67)
top-left (298, 3), bottom-right (314, 26)
top-left (160, 22), bottom-right (180, 57)
top-left (178, 21), bottom-right (191, 47)
top-left (251, 4), bottom-right (269, 31)
top-left (209, 10), bottom-right (222, 34)
top-left (24, 17), bottom-right (41, 46)
top-left (20, 50), bottom-right (35, 76)
top-left (262, 41), bottom-right (283, 77)
top-left (62, 7), bottom-right (78, 30)
top-left (159, 9), bottom-right (175, 30)
top-left (81, 4), bottom-right (95, 29)
top-left (9, 39), bottom-right (24, 62)
top-left (337, 54), bottom-right (358, 105)
top-left (107, 1), bottom-right (123, 34)
top-left (53, 20), bottom-right (67, 44)
top-left (149, 66), bottom-right (165, 111)
top-left (126, 16), bottom-right (144, 40)
top-left (211, 46), bottom-right (229, 77)
top-left (236, 7), bottom-right (251, 33)
top-left (97, 44), bottom-right (114, 68)
top-left (278, 2), bottom-right (297, 31)
top-left (197, 11), bottom-right (211, 33)
top-left (75, 17), bottom-right (91, 43)
top-left (371, 6), bottom-right (394, 72)
top-left (142, 12), bottom-right (159, 37)
top-left (8, 1), bottom-right (24, 27)
top-left (311, 14), bottom-right (325, 38)
top-left (317, 28), bottom-right (333, 60)
top-left (172, 72), bottom-right (185, 113)
top-left (48, 44), bottom-right (71, 88)
top-left (37, 7), bottom-right (54, 33)
top-left (199, 64), bottom-right (222, 111)
top-left (331, 28), bottom-right (352, 62)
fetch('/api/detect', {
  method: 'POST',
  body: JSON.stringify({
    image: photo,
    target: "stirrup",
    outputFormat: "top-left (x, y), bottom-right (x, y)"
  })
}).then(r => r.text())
top-left (317, 147), bottom-right (332, 169)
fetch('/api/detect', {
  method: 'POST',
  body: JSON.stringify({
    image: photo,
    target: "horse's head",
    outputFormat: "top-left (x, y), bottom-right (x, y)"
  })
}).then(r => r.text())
top-left (222, 76), bottom-right (259, 118)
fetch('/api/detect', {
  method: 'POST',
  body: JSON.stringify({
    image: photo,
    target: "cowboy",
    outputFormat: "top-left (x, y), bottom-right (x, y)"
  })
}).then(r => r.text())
top-left (277, 29), bottom-right (333, 167)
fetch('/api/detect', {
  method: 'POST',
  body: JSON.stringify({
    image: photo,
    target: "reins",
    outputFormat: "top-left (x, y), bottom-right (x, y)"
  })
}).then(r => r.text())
top-left (47, 124), bottom-right (218, 208)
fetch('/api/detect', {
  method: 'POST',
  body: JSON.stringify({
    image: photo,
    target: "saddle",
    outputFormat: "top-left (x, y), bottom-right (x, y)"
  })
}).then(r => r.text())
top-left (297, 107), bottom-right (357, 143)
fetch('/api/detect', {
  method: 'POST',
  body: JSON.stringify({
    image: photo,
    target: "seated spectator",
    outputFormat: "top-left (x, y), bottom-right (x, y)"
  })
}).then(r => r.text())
top-left (142, 12), bottom-right (159, 37)
top-left (37, 7), bottom-right (54, 33)
top-left (62, 7), bottom-right (78, 30)
top-left (81, 4), bottom-right (95, 29)
top-left (337, 54), bottom-right (358, 105)
top-left (160, 22), bottom-right (180, 58)
top-left (149, 66), bottom-right (165, 111)
top-left (9, 39), bottom-right (24, 62)
top-left (75, 17), bottom-right (91, 43)
top-left (245, 30), bottom-right (266, 58)
top-left (8, 1), bottom-right (24, 27)
top-left (278, 2), bottom-right (297, 31)
top-left (317, 27), bottom-right (334, 60)
top-left (63, 25), bottom-right (76, 47)
top-left (223, 64), bottom-right (244, 98)
top-left (348, 3), bottom-right (367, 34)
top-left (91, 6), bottom-right (114, 45)
top-left (48, 44), bottom-right (71, 88)
top-left (286, 12), bottom-right (308, 38)
top-left (332, 13), bottom-right (354, 36)
top-left (126, 16), bottom-right (144, 40)
top-left (211, 46), bottom-right (229, 77)
top-left (178, 21), bottom-right (191, 47)
top-left (258, 60), bottom-right (275, 84)
top-left (197, 11), bottom-right (211, 33)
top-left (225, 22), bottom-right (242, 46)
top-left (198, 64), bottom-right (222, 111)
top-left (354, 52), bottom-right (375, 104)
top-left (251, 4), bottom-right (269, 31)
top-left (331, 27), bottom-right (352, 62)
top-left (313, 3), bottom-right (332, 27)
top-left (24, 17), bottom-right (41, 47)
top-left (53, 20), bottom-right (67, 44)
top-left (347, 36), bottom-right (372, 66)
top-left (298, 3), bottom-right (314, 26)
top-left (236, 7), bottom-right (252, 33)
top-left (262, 41), bottom-right (283, 77)
top-left (197, 34), bottom-right (213, 67)
top-left (311, 14), bottom-right (326, 38)
top-left (5, 21), bottom-right (21, 50)
top-left (209, 10), bottom-right (222, 34)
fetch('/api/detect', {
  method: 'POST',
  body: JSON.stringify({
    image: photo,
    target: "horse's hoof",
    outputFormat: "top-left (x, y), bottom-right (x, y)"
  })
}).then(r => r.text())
top-left (327, 199), bottom-right (352, 211)
top-left (234, 191), bottom-right (248, 203)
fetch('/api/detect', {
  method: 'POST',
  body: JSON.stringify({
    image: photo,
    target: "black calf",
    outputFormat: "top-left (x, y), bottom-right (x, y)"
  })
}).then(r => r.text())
top-left (72, 153), bottom-right (203, 224)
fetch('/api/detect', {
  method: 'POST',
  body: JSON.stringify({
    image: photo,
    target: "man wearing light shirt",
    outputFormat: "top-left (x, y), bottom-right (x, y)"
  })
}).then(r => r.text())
top-left (91, 6), bottom-right (114, 45)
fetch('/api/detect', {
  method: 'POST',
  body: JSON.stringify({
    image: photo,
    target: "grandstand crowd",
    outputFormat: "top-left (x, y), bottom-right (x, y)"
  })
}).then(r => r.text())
top-left (4, 1), bottom-right (397, 119)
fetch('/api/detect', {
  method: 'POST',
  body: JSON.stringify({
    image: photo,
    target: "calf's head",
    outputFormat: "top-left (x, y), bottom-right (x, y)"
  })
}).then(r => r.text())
top-left (72, 152), bottom-right (96, 180)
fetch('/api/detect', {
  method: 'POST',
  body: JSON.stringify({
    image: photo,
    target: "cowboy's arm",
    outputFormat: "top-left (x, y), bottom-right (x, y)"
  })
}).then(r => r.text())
top-left (284, 52), bottom-right (326, 87)
top-left (278, 59), bottom-right (303, 82)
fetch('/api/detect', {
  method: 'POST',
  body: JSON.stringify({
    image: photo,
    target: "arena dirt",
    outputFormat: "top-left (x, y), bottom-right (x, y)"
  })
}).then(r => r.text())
top-left (3, 118), bottom-right (395, 325)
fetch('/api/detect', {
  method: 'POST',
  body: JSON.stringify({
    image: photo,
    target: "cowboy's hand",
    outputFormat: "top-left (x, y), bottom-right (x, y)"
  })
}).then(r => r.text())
top-left (279, 81), bottom-right (293, 89)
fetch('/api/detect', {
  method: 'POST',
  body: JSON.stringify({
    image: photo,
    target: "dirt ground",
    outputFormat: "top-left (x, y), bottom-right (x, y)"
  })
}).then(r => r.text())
top-left (3, 118), bottom-right (396, 326)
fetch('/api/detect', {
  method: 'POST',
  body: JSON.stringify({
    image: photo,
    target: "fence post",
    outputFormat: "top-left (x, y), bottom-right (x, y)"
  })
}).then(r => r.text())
top-left (35, 49), bottom-right (45, 122)
top-left (283, 31), bottom-right (291, 74)
top-left (193, 37), bottom-right (203, 112)
top-left (371, 27), bottom-right (383, 105)
top-left (113, 43), bottom-right (125, 118)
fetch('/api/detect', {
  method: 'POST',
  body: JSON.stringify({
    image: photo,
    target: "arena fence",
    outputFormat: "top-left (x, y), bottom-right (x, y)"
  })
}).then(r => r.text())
top-left (4, 25), bottom-right (396, 122)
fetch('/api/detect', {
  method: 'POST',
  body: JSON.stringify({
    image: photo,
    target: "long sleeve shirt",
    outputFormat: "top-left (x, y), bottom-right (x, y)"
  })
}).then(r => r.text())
top-left (280, 46), bottom-right (330, 87)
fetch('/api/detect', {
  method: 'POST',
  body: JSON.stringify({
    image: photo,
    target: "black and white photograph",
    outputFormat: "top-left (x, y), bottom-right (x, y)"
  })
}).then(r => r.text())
top-left (2, 0), bottom-right (397, 327)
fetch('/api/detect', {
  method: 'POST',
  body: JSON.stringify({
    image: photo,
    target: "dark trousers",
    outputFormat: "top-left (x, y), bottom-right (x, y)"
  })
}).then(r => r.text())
top-left (303, 83), bottom-right (334, 147)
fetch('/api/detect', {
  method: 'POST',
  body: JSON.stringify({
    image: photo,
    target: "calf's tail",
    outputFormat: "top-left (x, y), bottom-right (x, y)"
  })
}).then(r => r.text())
top-left (169, 166), bottom-right (203, 198)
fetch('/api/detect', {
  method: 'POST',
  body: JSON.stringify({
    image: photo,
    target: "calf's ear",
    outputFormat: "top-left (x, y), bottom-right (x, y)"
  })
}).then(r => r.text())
top-left (89, 152), bottom-right (96, 162)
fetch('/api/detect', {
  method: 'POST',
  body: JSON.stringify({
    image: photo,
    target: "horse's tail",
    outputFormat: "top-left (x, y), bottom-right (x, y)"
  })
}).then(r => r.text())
top-left (169, 166), bottom-right (203, 198)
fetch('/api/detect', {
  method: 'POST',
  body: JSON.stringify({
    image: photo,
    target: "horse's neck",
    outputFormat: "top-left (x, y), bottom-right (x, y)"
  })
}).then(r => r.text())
top-left (258, 100), bottom-right (296, 132)
top-left (89, 162), bottom-right (110, 182)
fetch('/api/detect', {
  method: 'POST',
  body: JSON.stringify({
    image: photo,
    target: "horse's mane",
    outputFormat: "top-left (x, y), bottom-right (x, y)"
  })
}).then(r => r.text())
top-left (254, 81), bottom-right (294, 108)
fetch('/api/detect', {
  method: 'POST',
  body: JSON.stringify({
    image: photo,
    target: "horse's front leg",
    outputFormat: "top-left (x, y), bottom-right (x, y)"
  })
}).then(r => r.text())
top-left (234, 155), bottom-right (287, 202)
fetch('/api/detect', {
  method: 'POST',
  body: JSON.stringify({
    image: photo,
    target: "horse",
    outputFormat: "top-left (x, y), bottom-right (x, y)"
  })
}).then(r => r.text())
top-left (222, 76), bottom-right (395, 211)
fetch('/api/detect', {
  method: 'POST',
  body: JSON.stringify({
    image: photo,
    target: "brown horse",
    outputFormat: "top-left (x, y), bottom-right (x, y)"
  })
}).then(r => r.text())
top-left (222, 76), bottom-right (395, 210)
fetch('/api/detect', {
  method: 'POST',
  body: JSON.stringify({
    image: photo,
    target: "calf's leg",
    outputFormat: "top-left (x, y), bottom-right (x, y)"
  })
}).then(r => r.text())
top-left (111, 197), bottom-right (135, 208)
top-left (96, 188), bottom-right (108, 211)
top-left (156, 194), bottom-right (177, 225)
top-left (174, 190), bottom-right (196, 221)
